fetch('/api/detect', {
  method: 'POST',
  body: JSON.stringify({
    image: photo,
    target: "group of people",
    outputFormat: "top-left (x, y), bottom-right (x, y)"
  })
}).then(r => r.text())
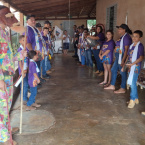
top-left (72, 24), bottom-right (144, 109)
top-left (0, 5), bottom-right (55, 144)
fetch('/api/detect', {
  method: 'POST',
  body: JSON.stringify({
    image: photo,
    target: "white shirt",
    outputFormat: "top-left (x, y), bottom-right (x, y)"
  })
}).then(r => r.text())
top-left (63, 34), bottom-right (70, 43)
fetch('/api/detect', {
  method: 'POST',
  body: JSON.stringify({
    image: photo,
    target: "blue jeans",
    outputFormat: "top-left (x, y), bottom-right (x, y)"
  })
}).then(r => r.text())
top-left (80, 48), bottom-right (85, 65)
top-left (40, 59), bottom-right (46, 76)
top-left (85, 49), bottom-right (93, 67)
top-left (130, 73), bottom-right (139, 101)
top-left (92, 49), bottom-right (104, 71)
top-left (20, 73), bottom-right (29, 101)
top-left (49, 49), bottom-right (53, 57)
top-left (111, 57), bottom-right (127, 89)
top-left (45, 56), bottom-right (51, 71)
top-left (27, 86), bottom-right (37, 106)
top-left (36, 61), bottom-right (41, 78)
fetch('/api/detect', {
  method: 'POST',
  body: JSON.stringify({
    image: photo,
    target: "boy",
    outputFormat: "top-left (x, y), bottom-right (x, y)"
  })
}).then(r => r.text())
top-left (122, 30), bottom-right (144, 108)
top-left (27, 50), bottom-right (41, 110)
top-left (43, 27), bottom-right (52, 74)
top-left (18, 35), bottom-right (30, 106)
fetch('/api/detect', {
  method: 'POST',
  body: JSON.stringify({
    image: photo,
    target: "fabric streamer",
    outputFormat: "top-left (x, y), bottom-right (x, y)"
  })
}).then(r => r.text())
top-left (127, 42), bottom-right (140, 85)
top-left (118, 33), bottom-right (127, 64)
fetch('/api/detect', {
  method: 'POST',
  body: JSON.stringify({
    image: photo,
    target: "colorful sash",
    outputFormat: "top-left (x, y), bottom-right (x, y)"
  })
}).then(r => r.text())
top-left (127, 42), bottom-right (140, 85)
top-left (118, 33), bottom-right (127, 64)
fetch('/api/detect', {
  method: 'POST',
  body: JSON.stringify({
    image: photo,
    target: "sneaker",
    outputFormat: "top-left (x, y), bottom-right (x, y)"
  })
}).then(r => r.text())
top-left (128, 100), bottom-right (135, 108)
top-left (46, 70), bottom-right (52, 74)
top-left (135, 99), bottom-right (139, 104)
top-left (32, 103), bottom-right (41, 108)
top-left (98, 71), bottom-right (104, 76)
top-left (26, 106), bottom-right (36, 111)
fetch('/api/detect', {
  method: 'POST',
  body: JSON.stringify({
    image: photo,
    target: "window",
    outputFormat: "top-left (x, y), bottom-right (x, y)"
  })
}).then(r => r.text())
top-left (106, 4), bottom-right (117, 31)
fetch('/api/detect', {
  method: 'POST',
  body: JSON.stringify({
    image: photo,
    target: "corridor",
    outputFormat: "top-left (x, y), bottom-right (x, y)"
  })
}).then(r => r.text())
top-left (14, 54), bottom-right (145, 145)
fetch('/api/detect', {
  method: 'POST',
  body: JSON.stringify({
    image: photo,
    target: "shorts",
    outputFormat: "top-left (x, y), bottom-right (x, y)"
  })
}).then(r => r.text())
top-left (63, 43), bottom-right (69, 50)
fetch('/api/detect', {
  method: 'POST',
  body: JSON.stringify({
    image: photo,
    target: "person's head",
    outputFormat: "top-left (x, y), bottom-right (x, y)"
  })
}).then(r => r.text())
top-left (73, 25), bottom-right (77, 31)
top-left (106, 30), bottom-right (114, 40)
top-left (132, 30), bottom-right (143, 43)
top-left (28, 50), bottom-right (38, 61)
top-left (78, 25), bottom-right (84, 33)
top-left (64, 30), bottom-right (67, 35)
top-left (84, 28), bottom-right (89, 33)
top-left (35, 22), bottom-right (42, 32)
top-left (27, 15), bottom-right (36, 27)
top-left (96, 26), bottom-right (103, 34)
top-left (43, 27), bottom-right (49, 36)
top-left (44, 21), bottom-right (51, 28)
top-left (0, 5), bottom-right (18, 28)
top-left (116, 24), bottom-right (132, 36)
top-left (19, 35), bottom-right (25, 46)
top-left (83, 32), bottom-right (88, 38)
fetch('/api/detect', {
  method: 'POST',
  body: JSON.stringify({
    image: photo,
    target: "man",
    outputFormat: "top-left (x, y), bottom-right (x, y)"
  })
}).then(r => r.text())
top-left (35, 22), bottom-right (50, 79)
top-left (0, 5), bottom-right (27, 145)
top-left (26, 15), bottom-right (50, 83)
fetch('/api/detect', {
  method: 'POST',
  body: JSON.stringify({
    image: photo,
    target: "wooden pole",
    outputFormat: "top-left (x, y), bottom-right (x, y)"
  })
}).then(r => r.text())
top-left (19, 27), bottom-right (27, 134)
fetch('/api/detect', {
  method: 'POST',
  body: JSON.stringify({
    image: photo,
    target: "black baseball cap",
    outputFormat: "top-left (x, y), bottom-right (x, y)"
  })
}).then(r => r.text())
top-left (116, 24), bottom-right (129, 30)
top-left (44, 20), bottom-right (51, 25)
top-left (116, 24), bottom-right (132, 35)
top-left (35, 22), bottom-right (42, 28)
top-left (26, 15), bottom-right (35, 20)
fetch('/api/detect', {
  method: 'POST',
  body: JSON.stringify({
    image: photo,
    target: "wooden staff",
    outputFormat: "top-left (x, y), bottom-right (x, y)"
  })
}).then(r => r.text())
top-left (19, 27), bottom-right (27, 134)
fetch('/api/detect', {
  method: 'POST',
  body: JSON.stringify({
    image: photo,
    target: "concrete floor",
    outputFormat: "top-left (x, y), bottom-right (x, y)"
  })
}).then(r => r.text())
top-left (13, 54), bottom-right (145, 145)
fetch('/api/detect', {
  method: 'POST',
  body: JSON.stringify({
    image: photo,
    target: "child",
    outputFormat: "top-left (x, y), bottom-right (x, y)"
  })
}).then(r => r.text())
top-left (43, 27), bottom-right (52, 74)
top-left (122, 30), bottom-right (144, 108)
top-left (63, 30), bottom-right (70, 55)
top-left (27, 50), bottom-right (41, 110)
top-left (99, 30), bottom-right (115, 87)
top-left (18, 35), bottom-right (29, 105)
top-left (83, 32), bottom-right (93, 69)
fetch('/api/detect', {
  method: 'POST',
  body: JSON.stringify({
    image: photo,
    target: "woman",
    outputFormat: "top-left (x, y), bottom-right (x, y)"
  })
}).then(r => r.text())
top-left (99, 30), bottom-right (115, 87)
top-left (88, 26), bottom-right (105, 76)
top-left (63, 30), bottom-right (70, 55)
top-left (105, 24), bottom-right (132, 94)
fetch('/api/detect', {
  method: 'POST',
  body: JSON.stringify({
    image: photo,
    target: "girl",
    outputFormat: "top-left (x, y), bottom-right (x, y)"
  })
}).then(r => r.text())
top-left (87, 26), bottom-right (105, 76)
top-left (99, 30), bottom-right (115, 87)
top-left (105, 24), bottom-right (132, 93)
top-left (63, 30), bottom-right (70, 55)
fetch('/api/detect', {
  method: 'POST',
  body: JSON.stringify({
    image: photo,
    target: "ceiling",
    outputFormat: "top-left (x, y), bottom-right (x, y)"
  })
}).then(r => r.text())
top-left (2, 0), bottom-right (96, 20)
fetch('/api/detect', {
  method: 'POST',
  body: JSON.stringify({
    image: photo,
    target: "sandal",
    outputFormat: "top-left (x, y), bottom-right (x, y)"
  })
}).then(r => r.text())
top-left (104, 83), bottom-right (110, 88)
top-left (99, 82), bottom-right (107, 85)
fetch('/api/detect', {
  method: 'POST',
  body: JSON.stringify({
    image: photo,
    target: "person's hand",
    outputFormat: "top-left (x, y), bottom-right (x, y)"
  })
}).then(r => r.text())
top-left (100, 55), bottom-right (103, 60)
top-left (87, 35), bottom-right (90, 38)
top-left (121, 67), bottom-right (124, 72)
top-left (23, 50), bottom-right (27, 57)
top-left (0, 80), bottom-right (6, 91)
top-left (37, 79), bottom-right (40, 84)
top-left (121, 61), bottom-right (125, 67)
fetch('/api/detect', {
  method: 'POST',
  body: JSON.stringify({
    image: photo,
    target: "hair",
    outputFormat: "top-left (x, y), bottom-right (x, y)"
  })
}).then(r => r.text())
top-left (43, 27), bottom-right (49, 31)
top-left (19, 35), bottom-right (24, 41)
top-left (96, 26), bottom-right (103, 33)
top-left (28, 50), bottom-right (37, 59)
top-left (74, 25), bottom-right (77, 27)
top-left (126, 28), bottom-right (132, 35)
top-left (84, 28), bottom-right (89, 32)
top-left (106, 30), bottom-right (114, 39)
top-left (26, 15), bottom-right (35, 21)
top-left (133, 30), bottom-right (143, 38)
top-left (78, 25), bottom-right (84, 30)
top-left (0, 5), bottom-right (7, 10)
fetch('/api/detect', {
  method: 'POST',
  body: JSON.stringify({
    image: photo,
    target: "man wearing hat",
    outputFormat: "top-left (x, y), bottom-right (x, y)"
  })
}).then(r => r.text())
top-left (35, 22), bottom-right (50, 79)
top-left (26, 16), bottom-right (50, 80)
top-left (105, 24), bottom-right (132, 93)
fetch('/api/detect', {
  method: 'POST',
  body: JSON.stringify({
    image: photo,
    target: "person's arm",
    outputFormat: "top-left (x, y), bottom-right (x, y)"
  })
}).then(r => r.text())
top-left (102, 50), bottom-right (110, 57)
top-left (34, 73), bottom-right (40, 84)
top-left (127, 56), bottom-right (144, 67)
top-left (121, 45), bottom-right (129, 67)
top-left (87, 35), bottom-right (100, 40)
top-left (19, 61), bottom-right (23, 73)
